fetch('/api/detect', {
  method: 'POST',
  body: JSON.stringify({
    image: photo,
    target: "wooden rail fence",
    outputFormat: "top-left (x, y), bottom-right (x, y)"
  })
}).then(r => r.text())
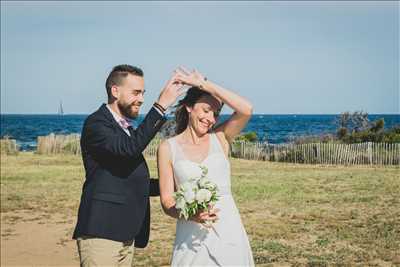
top-left (37, 133), bottom-right (81, 155)
top-left (31, 134), bottom-right (400, 166)
top-left (228, 141), bottom-right (400, 166)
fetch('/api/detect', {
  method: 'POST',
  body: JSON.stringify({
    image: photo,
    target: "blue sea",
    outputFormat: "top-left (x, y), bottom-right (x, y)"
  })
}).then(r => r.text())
top-left (1, 114), bottom-right (399, 151)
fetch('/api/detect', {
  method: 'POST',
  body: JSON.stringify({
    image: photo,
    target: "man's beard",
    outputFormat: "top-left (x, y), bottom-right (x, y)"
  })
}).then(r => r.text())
top-left (118, 102), bottom-right (141, 119)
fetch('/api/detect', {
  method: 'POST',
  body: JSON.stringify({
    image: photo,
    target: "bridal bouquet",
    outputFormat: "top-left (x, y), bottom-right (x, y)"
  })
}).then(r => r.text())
top-left (174, 166), bottom-right (219, 221)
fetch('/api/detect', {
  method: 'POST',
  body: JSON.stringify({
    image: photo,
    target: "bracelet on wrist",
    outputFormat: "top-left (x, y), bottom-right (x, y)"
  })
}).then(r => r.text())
top-left (154, 102), bottom-right (167, 113)
top-left (153, 105), bottom-right (165, 116)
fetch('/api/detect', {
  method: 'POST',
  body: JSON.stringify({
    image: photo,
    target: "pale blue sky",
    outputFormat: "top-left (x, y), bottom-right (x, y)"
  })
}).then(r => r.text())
top-left (1, 1), bottom-right (398, 114)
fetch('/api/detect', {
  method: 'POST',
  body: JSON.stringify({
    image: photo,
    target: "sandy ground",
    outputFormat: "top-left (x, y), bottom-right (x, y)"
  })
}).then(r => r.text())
top-left (1, 211), bottom-right (79, 266)
top-left (2, 210), bottom-right (399, 267)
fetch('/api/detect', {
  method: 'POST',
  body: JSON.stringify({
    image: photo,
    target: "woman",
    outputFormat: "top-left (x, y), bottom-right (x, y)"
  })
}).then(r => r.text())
top-left (157, 67), bottom-right (254, 266)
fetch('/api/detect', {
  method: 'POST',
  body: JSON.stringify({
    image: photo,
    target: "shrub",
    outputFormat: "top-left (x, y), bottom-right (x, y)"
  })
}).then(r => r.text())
top-left (235, 131), bottom-right (258, 142)
top-left (336, 112), bottom-right (400, 144)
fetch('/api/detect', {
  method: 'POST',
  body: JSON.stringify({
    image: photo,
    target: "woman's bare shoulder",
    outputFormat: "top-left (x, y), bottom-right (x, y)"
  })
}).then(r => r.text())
top-left (158, 134), bottom-right (180, 154)
top-left (158, 138), bottom-right (171, 154)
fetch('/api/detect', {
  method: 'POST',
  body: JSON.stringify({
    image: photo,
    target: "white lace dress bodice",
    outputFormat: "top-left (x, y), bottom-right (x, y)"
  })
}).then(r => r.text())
top-left (167, 133), bottom-right (254, 267)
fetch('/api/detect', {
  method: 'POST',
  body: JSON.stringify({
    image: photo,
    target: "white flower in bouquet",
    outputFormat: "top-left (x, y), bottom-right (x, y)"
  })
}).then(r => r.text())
top-left (183, 189), bottom-right (196, 204)
top-left (196, 188), bottom-right (212, 202)
top-left (181, 180), bottom-right (197, 192)
top-left (173, 165), bottom-right (219, 221)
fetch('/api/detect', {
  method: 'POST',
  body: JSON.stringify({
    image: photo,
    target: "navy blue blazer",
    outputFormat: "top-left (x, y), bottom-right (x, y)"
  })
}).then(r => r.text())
top-left (73, 104), bottom-right (166, 248)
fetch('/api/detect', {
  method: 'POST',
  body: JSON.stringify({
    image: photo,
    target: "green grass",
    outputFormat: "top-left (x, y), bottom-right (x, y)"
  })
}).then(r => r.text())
top-left (1, 152), bottom-right (399, 266)
top-left (1, 152), bottom-right (84, 213)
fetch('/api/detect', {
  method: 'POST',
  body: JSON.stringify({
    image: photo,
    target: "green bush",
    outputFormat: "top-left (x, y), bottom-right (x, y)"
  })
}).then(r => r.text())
top-left (235, 131), bottom-right (258, 142)
top-left (291, 113), bottom-right (399, 145)
top-left (336, 113), bottom-right (400, 144)
top-left (382, 125), bottom-right (400, 143)
top-left (230, 131), bottom-right (261, 159)
top-left (340, 124), bottom-right (400, 144)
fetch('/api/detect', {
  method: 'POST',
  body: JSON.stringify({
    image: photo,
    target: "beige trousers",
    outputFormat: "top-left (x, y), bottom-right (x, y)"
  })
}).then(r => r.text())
top-left (77, 236), bottom-right (134, 267)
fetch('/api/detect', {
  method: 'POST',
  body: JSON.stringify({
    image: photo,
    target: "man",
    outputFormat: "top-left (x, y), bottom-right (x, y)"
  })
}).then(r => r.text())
top-left (73, 64), bottom-right (184, 266)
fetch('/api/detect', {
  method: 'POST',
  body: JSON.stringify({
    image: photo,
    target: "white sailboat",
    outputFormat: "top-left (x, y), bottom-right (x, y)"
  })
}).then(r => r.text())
top-left (58, 101), bottom-right (64, 115)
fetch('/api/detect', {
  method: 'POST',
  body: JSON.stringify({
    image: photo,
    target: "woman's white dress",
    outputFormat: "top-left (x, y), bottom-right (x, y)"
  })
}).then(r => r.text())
top-left (167, 133), bottom-right (254, 266)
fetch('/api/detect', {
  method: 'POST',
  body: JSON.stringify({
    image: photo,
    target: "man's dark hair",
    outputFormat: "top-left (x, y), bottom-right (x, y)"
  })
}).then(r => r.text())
top-left (105, 64), bottom-right (144, 99)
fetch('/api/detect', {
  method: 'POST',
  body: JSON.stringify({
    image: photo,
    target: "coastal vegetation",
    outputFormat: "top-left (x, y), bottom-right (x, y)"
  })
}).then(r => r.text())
top-left (1, 112), bottom-right (398, 166)
top-left (293, 111), bottom-right (400, 144)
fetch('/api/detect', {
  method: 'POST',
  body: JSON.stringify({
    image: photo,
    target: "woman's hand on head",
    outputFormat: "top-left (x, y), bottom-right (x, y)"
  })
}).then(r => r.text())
top-left (173, 67), bottom-right (208, 92)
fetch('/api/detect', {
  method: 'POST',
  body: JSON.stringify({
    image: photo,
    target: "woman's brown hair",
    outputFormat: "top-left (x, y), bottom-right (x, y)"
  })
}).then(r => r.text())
top-left (174, 87), bottom-right (222, 135)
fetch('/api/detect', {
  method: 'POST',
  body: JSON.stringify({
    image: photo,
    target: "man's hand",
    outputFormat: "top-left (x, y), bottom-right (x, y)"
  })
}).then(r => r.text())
top-left (157, 71), bottom-right (187, 110)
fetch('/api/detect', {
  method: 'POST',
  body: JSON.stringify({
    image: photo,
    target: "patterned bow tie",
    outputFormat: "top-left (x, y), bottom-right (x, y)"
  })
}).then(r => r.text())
top-left (119, 118), bottom-right (132, 129)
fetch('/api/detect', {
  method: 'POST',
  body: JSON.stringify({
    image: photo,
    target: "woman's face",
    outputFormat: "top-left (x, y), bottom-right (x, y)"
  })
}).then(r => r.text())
top-left (186, 95), bottom-right (222, 135)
